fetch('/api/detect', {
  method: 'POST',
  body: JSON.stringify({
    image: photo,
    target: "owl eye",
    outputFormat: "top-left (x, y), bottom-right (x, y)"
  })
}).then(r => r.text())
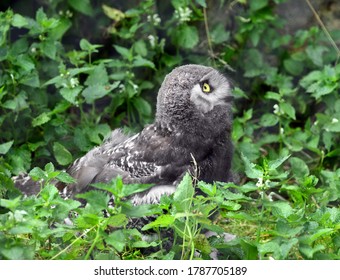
top-left (201, 82), bottom-right (211, 93)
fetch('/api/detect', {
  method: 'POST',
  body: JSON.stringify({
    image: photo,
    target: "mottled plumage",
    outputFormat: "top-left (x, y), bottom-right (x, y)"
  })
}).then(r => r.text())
top-left (15, 64), bottom-right (234, 205)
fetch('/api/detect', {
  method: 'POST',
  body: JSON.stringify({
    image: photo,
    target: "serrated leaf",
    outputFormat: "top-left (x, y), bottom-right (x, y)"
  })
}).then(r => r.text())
top-left (56, 171), bottom-right (76, 184)
top-left (241, 153), bottom-right (263, 179)
top-left (107, 213), bottom-right (128, 227)
top-left (173, 24), bottom-right (199, 49)
top-left (85, 63), bottom-right (108, 86)
top-left (132, 97), bottom-right (152, 117)
top-left (82, 85), bottom-right (110, 103)
top-left (270, 201), bottom-right (294, 219)
top-left (68, 0), bottom-right (93, 16)
top-left (289, 157), bottom-right (309, 179)
top-left (76, 190), bottom-right (110, 211)
top-left (280, 102), bottom-right (296, 120)
top-left (60, 87), bottom-right (82, 104)
top-left (142, 214), bottom-right (175, 231)
top-left (12, 14), bottom-right (28, 27)
top-left (102, 4), bottom-right (125, 21)
top-left (29, 166), bottom-right (47, 181)
top-left (105, 230), bottom-right (126, 252)
top-left (114, 45), bottom-right (132, 60)
top-left (0, 140), bottom-right (14, 155)
top-left (133, 56), bottom-right (155, 69)
top-left (268, 154), bottom-right (290, 170)
top-left (32, 112), bottom-right (51, 127)
top-left (173, 173), bottom-right (194, 212)
top-left (53, 142), bottom-right (73, 166)
top-left (260, 113), bottom-right (279, 127)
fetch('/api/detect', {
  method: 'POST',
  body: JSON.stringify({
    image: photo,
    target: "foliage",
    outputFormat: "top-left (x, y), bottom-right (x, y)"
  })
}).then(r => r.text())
top-left (0, 0), bottom-right (339, 259)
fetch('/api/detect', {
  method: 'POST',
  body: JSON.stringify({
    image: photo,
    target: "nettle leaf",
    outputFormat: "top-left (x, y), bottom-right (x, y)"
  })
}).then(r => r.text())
top-left (32, 112), bottom-right (51, 127)
top-left (107, 213), bottom-right (128, 227)
top-left (29, 166), bottom-right (47, 181)
top-left (241, 153), bottom-right (263, 179)
top-left (82, 84), bottom-right (111, 103)
top-left (289, 157), bottom-right (309, 179)
top-left (270, 201), bottom-right (294, 219)
top-left (60, 86), bottom-right (82, 104)
top-left (12, 14), bottom-right (29, 28)
top-left (85, 63), bottom-right (108, 86)
top-left (68, 0), bottom-right (93, 16)
top-left (173, 173), bottom-right (194, 212)
top-left (142, 214), bottom-right (175, 231)
top-left (133, 56), bottom-right (155, 69)
top-left (173, 24), bottom-right (199, 49)
top-left (56, 171), bottom-right (76, 184)
top-left (280, 102), bottom-right (296, 120)
top-left (0, 140), bottom-right (14, 155)
top-left (114, 45), bottom-right (132, 60)
top-left (102, 4), bottom-right (125, 21)
top-left (105, 230), bottom-right (126, 252)
top-left (76, 190), bottom-right (110, 211)
top-left (132, 97), bottom-right (152, 117)
top-left (198, 181), bottom-right (216, 196)
top-left (260, 113), bottom-right (279, 127)
top-left (268, 155), bottom-right (290, 170)
top-left (53, 142), bottom-right (73, 166)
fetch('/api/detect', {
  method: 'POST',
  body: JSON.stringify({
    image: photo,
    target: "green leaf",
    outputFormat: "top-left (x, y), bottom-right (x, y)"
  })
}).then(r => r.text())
top-left (268, 155), bottom-right (290, 170)
top-left (60, 86), bottom-right (82, 104)
top-left (195, 0), bottom-right (207, 7)
top-left (289, 157), bottom-right (309, 179)
top-left (12, 14), bottom-right (28, 27)
top-left (56, 172), bottom-right (76, 184)
top-left (280, 102), bottom-right (296, 120)
top-left (133, 56), bottom-right (155, 69)
top-left (132, 97), bottom-right (152, 117)
top-left (106, 230), bottom-right (126, 252)
top-left (142, 214), bottom-right (175, 231)
top-left (270, 201), bottom-right (294, 219)
top-left (260, 113), bottom-right (279, 127)
top-left (40, 39), bottom-right (56, 60)
top-left (102, 4), bottom-right (125, 21)
top-left (76, 190), bottom-right (110, 211)
top-left (68, 0), bottom-right (93, 16)
top-left (85, 63), bottom-right (108, 86)
top-left (284, 59), bottom-right (303, 76)
top-left (53, 142), bottom-right (73, 166)
top-left (107, 214), bottom-right (128, 227)
top-left (173, 173), bottom-right (194, 212)
top-left (82, 85), bottom-right (110, 103)
top-left (29, 166), bottom-right (47, 181)
top-left (241, 153), bottom-right (263, 179)
top-left (173, 24), bottom-right (199, 49)
top-left (0, 140), bottom-right (14, 155)
top-left (113, 45), bottom-right (132, 60)
top-left (250, 0), bottom-right (268, 11)
top-left (32, 112), bottom-right (51, 127)
top-left (211, 23), bottom-right (230, 44)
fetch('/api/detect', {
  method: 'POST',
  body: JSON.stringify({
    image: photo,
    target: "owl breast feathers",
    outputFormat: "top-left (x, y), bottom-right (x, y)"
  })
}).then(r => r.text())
top-left (15, 64), bottom-right (234, 204)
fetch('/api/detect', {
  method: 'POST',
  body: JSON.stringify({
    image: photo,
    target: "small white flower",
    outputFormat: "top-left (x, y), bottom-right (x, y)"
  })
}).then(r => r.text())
top-left (331, 118), bottom-right (338, 124)
top-left (280, 127), bottom-right (284, 134)
top-left (65, 10), bottom-right (73, 18)
top-left (148, 34), bottom-right (158, 48)
top-left (70, 77), bottom-right (79, 88)
top-left (31, 47), bottom-right (37, 53)
top-left (313, 121), bottom-right (318, 126)
top-left (256, 177), bottom-right (264, 188)
top-left (148, 14), bottom-right (161, 26)
top-left (273, 104), bottom-right (280, 115)
top-left (174, 7), bottom-right (192, 23)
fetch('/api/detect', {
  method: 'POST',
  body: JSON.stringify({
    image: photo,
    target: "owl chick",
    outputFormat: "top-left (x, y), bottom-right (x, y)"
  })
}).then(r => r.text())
top-left (15, 64), bottom-right (234, 204)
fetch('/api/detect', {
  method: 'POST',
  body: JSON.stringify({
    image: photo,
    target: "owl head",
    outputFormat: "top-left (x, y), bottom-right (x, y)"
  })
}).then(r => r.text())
top-left (155, 64), bottom-right (233, 134)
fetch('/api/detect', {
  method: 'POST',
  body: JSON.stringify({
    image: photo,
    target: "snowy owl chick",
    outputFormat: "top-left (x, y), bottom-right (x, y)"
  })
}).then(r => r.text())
top-left (15, 64), bottom-right (234, 204)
